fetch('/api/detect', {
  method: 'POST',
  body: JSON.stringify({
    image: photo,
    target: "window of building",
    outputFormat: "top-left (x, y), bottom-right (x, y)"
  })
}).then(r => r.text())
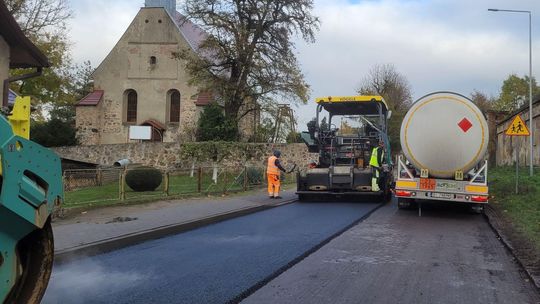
top-left (125, 89), bottom-right (137, 123)
top-left (150, 56), bottom-right (157, 65)
top-left (168, 90), bottom-right (181, 123)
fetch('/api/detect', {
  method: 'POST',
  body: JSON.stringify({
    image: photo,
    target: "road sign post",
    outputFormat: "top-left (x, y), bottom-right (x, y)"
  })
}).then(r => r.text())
top-left (505, 114), bottom-right (530, 194)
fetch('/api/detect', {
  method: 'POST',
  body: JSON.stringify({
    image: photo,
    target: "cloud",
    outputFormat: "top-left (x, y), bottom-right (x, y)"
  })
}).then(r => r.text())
top-left (66, 0), bottom-right (540, 128)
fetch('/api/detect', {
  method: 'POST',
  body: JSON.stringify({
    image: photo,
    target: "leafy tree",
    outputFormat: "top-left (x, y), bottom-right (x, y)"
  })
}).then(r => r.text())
top-left (357, 63), bottom-right (413, 152)
top-left (6, 0), bottom-right (75, 107)
top-left (178, 0), bottom-right (319, 135)
top-left (286, 131), bottom-right (302, 143)
top-left (28, 62), bottom-right (93, 147)
top-left (30, 103), bottom-right (77, 147)
top-left (197, 102), bottom-right (238, 141)
top-left (494, 74), bottom-right (540, 111)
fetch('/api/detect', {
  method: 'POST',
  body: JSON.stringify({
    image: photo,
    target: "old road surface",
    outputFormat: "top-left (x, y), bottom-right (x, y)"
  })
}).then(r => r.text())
top-left (42, 201), bottom-right (381, 304)
top-left (243, 203), bottom-right (540, 304)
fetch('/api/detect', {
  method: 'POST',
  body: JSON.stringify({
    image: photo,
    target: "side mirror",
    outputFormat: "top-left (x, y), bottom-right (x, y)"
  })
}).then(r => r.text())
top-left (387, 110), bottom-right (392, 120)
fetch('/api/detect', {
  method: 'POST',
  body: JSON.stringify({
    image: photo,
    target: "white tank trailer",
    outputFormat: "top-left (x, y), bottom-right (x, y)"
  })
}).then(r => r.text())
top-left (395, 92), bottom-right (489, 211)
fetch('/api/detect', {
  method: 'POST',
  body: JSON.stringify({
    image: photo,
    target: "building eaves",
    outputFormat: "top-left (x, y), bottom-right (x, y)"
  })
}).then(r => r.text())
top-left (0, 2), bottom-right (49, 68)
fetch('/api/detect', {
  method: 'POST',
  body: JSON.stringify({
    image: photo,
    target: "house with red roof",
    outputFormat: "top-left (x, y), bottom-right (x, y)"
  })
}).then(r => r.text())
top-left (75, 0), bottom-right (227, 144)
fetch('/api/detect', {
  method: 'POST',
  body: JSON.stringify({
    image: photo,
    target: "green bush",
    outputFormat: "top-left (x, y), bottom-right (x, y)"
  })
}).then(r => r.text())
top-left (125, 167), bottom-right (163, 192)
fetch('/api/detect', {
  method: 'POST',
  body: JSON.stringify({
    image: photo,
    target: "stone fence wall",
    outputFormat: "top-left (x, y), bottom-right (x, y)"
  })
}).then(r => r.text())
top-left (53, 142), bottom-right (318, 170)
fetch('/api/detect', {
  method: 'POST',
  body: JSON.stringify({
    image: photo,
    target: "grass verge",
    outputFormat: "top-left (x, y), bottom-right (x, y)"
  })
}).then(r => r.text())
top-left (489, 166), bottom-right (540, 251)
top-left (63, 172), bottom-right (296, 210)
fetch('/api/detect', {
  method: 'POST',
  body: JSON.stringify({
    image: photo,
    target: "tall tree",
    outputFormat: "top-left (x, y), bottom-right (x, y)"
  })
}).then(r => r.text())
top-left (494, 74), bottom-right (540, 112)
top-left (357, 63), bottom-right (413, 151)
top-left (178, 0), bottom-right (319, 134)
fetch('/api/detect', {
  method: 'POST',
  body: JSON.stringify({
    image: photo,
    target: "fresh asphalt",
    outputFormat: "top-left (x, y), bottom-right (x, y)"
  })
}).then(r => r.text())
top-left (42, 201), bottom-right (381, 304)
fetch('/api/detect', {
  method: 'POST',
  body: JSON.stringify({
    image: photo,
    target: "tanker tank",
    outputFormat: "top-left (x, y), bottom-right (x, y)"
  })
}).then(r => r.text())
top-left (400, 92), bottom-right (489, 179)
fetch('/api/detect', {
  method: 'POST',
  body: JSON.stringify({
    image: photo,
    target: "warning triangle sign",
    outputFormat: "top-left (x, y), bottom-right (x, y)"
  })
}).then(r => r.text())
top-left (505, 114), bottom-right (530, 136)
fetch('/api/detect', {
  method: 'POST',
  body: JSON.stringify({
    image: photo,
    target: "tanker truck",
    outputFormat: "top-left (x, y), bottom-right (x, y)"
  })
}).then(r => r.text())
top-left (394, 92), bottom-right (488, 212)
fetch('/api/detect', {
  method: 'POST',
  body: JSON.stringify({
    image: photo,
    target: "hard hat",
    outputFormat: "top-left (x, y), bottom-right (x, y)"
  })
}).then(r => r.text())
top-left (273, 150), bottom-right (281, 157)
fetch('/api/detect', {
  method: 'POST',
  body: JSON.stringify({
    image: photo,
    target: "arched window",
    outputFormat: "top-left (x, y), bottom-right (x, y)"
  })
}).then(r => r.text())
top-left (168, 89), bottom-right (181, 123)
top-left (125, 89), bottom-right (137, 123)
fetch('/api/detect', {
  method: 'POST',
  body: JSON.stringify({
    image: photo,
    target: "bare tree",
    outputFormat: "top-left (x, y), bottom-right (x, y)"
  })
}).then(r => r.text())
top-left (5, 0), bottom-right (72, 37)
top-left (470, 90), bottom-right (495, 114)
top-left (178, 0), bottom-right (319, 132)
top-left (357, 63), bottom-right (413, 112)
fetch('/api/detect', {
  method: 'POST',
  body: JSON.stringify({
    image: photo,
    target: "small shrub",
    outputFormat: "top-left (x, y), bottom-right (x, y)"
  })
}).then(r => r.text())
top-left (125, 167), bottom-right (163, 192)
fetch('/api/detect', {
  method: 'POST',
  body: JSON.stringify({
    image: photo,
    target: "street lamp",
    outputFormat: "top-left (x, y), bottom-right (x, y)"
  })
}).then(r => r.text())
top-left (489, 8), bottom-right (534, 176)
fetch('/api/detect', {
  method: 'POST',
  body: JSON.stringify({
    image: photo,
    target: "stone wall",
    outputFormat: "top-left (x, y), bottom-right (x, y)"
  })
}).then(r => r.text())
top-left (496, 101), bottom-right (540, 166)
top-left (53, 143), bottom-right (318, 170)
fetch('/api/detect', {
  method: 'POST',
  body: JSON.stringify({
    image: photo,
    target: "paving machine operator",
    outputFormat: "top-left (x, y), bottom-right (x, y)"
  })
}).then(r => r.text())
top-left (369, 140), bottom-right (385, 192)
top-left (267, 150), bottom-right (288, 199)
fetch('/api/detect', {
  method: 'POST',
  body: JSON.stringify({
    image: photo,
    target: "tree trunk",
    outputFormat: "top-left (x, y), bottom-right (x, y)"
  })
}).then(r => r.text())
top-left (212, 162), bottom-right (218, 184)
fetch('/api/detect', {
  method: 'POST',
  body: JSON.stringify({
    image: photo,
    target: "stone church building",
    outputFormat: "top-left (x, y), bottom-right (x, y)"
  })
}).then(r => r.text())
top-left (76, 0), bottom-right (252, 145)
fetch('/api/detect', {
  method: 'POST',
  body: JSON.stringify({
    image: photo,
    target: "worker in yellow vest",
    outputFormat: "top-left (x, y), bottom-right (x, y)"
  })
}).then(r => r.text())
top-left (369, 140), bottom-right (385, 192)
top-left (267, 150), bottom-right (287, 199)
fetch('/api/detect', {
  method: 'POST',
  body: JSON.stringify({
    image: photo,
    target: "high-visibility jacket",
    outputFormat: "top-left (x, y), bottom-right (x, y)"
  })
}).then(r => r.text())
top-left (369, 147), bottom-right (382, 167)
top-left (267, 156), bottom-right (280, 175)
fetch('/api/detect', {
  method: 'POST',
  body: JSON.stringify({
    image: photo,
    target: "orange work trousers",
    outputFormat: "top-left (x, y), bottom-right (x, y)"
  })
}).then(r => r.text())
top-left (267, 174), bottom-right (280, 197)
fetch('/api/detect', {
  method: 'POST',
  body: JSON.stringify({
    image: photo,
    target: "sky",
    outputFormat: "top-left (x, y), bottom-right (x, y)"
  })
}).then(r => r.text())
top-left (68, 0), bottom-right (540, 129)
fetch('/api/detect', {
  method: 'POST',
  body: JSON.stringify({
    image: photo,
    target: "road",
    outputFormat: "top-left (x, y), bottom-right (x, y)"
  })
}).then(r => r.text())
top-left (243, 203), bottom-right (540, 304)
top-left (42, 201), bottom-right (380, 304)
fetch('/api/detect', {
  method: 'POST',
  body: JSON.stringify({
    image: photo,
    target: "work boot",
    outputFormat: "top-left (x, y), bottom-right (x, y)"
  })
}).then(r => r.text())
top-left (273, 196), bottom-right (282, 199)
top-left (269, 196), bottom-right (275, 199)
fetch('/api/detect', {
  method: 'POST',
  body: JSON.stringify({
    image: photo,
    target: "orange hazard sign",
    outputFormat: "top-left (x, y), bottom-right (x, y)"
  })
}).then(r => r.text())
top-left (505, 114), bottom-right (530, 136)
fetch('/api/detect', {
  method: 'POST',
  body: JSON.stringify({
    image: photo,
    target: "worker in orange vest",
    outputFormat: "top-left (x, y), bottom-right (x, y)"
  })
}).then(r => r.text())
top-left (267, 150), bottom-right (287, 199)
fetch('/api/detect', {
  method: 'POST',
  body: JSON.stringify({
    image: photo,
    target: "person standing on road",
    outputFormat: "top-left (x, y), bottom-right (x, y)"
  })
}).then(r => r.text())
top-left (267, 150), bottom-right (287, 199)
top-left (369, 140), bottom-right (385, 192)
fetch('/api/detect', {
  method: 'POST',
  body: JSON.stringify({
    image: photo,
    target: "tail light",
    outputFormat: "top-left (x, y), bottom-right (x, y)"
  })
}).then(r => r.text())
top-left (471, 195), bottom-right (488, 202)
top-left (395, 190), bottom-right (413, 197)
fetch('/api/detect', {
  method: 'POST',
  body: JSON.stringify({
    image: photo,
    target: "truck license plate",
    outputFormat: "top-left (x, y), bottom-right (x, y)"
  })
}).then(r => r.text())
top-left (431, 192), bottom-right (454, 199)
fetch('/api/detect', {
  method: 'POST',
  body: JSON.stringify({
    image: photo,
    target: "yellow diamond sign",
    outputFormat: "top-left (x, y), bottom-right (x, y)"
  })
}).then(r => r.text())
top-left (505, 114), bottom-right (530, 136)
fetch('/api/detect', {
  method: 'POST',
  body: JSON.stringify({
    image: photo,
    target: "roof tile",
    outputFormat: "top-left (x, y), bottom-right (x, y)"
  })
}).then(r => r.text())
top-left (76, 90), bottom-right (104, 106)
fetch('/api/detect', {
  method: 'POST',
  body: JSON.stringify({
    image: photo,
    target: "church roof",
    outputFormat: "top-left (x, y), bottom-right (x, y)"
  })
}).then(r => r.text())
top-left (171, 12), bottom-right (207, 52)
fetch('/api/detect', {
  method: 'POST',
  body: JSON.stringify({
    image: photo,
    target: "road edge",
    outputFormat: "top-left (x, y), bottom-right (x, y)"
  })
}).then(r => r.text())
top-left (54, 198), bottom-right (296, 265)
top-left (484, 205), bottom-right (540, 291)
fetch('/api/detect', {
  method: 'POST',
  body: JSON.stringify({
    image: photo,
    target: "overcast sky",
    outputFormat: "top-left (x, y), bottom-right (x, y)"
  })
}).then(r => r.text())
top-left (68, 0), bottom-right (540, 129)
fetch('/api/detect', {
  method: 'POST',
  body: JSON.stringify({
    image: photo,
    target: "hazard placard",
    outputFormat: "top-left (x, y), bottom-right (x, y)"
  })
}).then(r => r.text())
top-left (505, 114), bottom-right (530, 136)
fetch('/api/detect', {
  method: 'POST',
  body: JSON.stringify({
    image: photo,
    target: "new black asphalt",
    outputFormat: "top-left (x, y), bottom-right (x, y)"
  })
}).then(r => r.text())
top-left (42, 201), bottom-right (380, 304)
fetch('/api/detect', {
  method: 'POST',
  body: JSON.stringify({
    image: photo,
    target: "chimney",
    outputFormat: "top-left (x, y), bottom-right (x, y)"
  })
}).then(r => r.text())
top-left (145, 0), bottom-right (176, 16)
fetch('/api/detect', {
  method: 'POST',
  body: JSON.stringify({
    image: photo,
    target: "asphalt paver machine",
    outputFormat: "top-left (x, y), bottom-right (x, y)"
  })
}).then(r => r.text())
top-left (296, 96), bottom-right (393, 200)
